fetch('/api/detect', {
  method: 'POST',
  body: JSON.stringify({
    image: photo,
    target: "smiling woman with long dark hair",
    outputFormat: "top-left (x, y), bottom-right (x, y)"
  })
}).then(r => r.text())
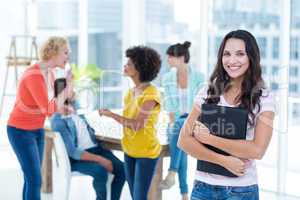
top-left (178, 30), bottom-right (275, 200)
top-left (205, 30), bottom-right (264, 126)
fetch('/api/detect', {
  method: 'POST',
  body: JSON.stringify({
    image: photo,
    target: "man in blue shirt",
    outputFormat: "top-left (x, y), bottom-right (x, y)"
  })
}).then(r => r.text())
top-left (50, 78), bottom-right (125, 200)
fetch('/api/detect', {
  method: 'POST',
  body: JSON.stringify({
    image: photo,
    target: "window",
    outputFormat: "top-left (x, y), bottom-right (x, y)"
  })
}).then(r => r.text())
top-left (289, 83), bottom-right (298, 93)
top-left (261, 65), bottom-right (267, 75)
top-left (87, 1), bottom-right (123, 109)
top-left (68, 36), bottom-right (78, 64)
top-left (37, 1), bottom-right (78, 30)
top-left (272, 37), bottom-right (279, 59)
top-left (272, 65), bottom-right (279, 76)
top-left (290, 37), bottom-right (299, 60)
top-left (145, 0), bottom-right (202, 87)
top-left (257, 37), bottom-right (267, 59)
top-left (271, 82), bottom-right (279, 90)
top-left (290, 66), bottom-right (299, 77)
top-left (214, 36), bottom-right (223, 55)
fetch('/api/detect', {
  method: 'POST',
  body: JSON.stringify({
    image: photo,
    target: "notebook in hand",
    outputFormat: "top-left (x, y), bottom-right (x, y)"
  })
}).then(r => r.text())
top-left (196, 103), bottom-right (248, 177)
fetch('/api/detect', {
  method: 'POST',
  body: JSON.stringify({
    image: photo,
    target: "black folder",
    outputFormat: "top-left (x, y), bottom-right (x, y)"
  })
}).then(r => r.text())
top-left (196, 103), bottom-right (248, 177)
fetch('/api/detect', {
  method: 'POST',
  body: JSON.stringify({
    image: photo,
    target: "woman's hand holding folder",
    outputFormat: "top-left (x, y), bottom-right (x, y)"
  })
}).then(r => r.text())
top-left (192, 121), bottom-right (248, 177)
top-left (222, 156), bottom-right (246, 177)
top-left (192, 121), bottom-right (211, 144)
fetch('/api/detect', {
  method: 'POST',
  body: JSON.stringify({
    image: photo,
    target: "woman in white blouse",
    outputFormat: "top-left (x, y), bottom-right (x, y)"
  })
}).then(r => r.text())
top-left (178, 30), bottom-right (275, 200)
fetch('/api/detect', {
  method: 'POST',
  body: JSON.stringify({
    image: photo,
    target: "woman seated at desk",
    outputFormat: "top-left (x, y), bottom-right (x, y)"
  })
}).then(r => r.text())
top-left (50, 78), bottom-right (125, 200)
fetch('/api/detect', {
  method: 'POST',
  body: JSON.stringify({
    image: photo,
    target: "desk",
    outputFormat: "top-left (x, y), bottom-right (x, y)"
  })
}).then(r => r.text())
top-left (42, 112), bottom-right (169, 200)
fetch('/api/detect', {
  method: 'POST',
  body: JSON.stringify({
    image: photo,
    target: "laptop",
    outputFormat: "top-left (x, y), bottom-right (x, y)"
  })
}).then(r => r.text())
top-left (196, 103), bottom-right (248, 177)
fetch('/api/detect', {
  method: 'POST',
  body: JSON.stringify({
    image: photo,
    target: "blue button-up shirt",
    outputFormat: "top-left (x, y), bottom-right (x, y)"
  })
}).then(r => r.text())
top-left (162, 67), bottom-right (205, 119)
top-left (50, 107), bottom-right (98, 160)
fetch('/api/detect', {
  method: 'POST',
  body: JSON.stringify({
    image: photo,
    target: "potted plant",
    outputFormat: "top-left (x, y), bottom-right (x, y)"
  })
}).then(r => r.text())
top-left (71, 63), bottom-right (103, 110)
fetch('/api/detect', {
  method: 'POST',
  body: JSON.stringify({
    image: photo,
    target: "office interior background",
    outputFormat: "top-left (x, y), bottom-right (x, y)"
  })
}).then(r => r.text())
top-left (0, 0), bottom-right (299, 199)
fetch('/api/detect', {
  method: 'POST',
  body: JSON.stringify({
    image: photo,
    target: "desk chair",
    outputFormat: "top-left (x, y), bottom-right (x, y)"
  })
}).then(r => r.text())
top-left (52, 132), bottom-right (113, 200)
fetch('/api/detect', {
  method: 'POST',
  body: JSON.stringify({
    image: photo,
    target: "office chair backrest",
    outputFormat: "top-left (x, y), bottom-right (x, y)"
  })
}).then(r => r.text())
top-left (52, 132), bottom-right (72, 200)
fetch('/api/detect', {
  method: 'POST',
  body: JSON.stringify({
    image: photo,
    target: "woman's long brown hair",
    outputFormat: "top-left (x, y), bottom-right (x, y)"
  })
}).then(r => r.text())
top-left (205, 30), bottom-right (265, 126)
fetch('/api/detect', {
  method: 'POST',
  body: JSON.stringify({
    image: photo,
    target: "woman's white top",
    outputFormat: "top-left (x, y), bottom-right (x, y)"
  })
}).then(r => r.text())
top-left (193, 87), bottom-right (275, 186)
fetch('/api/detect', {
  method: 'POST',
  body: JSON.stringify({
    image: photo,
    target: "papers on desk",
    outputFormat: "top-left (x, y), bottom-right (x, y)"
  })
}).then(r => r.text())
top-left (84, 110), bottom-right (169, 144)
top-left (84, 111), bottom-right (123, 139)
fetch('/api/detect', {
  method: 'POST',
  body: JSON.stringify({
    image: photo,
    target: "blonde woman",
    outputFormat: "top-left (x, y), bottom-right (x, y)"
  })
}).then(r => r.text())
top-left (7, 36), bottom-right (73, 200)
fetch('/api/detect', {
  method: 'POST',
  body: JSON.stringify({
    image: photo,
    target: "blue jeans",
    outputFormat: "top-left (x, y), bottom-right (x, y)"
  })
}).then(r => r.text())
top-left (191, 180), bottom-right (259, 200)
top-left (70, 146), bottom-right (125, 200)
top-left (167, 114), bottom-right (188, 194)
top-left (7, 125), bottom-right (45, 200)
top-left (124, 154), bottom-right (158, 200)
